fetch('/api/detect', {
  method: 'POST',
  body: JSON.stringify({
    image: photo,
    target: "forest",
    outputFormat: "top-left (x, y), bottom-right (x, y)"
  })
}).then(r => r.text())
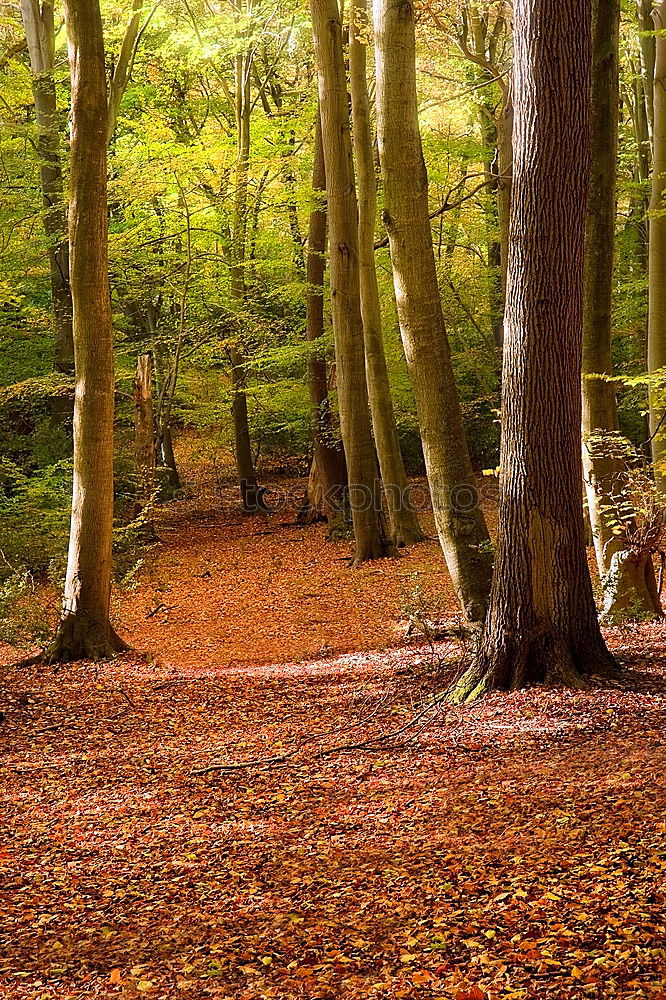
top-left (1, 0), bottom-right (665, 997)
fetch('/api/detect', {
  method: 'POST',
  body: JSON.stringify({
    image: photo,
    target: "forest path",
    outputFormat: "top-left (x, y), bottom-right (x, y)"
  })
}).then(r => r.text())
top-left (114, 466), bottom-right (457, 671)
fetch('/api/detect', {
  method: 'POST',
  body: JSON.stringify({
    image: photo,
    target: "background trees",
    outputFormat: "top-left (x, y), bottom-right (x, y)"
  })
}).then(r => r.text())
top-left (0, 0), bottom-right (665, 659)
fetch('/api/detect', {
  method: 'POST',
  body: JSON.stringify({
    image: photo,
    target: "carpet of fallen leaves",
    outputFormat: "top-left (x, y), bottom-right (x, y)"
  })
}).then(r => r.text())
top-left (1, 459), bottom-right (666, 1000)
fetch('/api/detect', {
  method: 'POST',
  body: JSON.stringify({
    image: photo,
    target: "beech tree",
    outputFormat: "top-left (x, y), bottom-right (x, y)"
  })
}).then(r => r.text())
top-left (374, 0), bottom-right (492, 621)
top-left (452, 0), bottom-right (615, 699)
top-left (310, 0), bottom-right (392, 565)
top-left (49, 0), bottom-right (125, 661)
top-left (20, 0), bottom-right (72, 374)
top-left (303, 107), bottom-right (348, 527)
top-left (583, 0), bottom-right (661, 621)
top-left (649, 1), bottom-right (666, 495)
top-left (349, 0), bottom-right (423, 547)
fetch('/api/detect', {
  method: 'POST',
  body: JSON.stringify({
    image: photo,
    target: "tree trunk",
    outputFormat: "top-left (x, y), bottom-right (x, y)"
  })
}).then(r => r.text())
top-left (452, 0), bottom-right (615, 700)
top-left (107, 0), bottom-right (144, 141)
top-left (310, 0), bottom-right (391, 565)
top-left (230, 42), bottom-right (262, 513)
top-left (304, 107), bottom-right (348, 526)
top-left (373, 0), bottom-right (492, 621)
top-left (20, 0), bottom-right (73, 374)
top-left (649, 1), bottom-right (666, 496)
top-left (349, 0), bottom-right (423, 548)
top-left (49, 0), bottom-right (126, 661)
top-left (583, 0), bottom-right (661, 621)
top-left (151, 326), bottom-right (181, 493)
top-left (582, 0), bottom-right (623, 576)
top-left (134, 352), bottom-right (156, 536)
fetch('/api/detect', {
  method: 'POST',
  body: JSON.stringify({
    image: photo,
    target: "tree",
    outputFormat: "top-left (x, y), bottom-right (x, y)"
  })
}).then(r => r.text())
top-left (20, 0), bottom-right (73, 374)
top-left (310, 0), bottom-right (392, 565)
top-left (582, 0), bottom-right (661, 621)
top-left (373, 0), bottom-right (492, 621)
top-left (49, 0), bottom-right (126, 661)
top-left (303, 106), bottom-right (348, 527)
top-left (452, 0), bottom-right (615, 699)
top-left (349, 0), bottom-right (423, 547)
top-left (649, 1), bottom-right (666, 495)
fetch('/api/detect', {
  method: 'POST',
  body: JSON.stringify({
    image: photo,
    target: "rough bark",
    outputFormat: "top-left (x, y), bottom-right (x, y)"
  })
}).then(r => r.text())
top-left (452, 0), bottom-right (616, 699)
top-left (373, 0), bottom-right (492, 620)
top-left (20, 0), bottom-right (73, 374)
top-left (49, 0), bottom-right (126, 661)
top-left (649, 1), bottom-right (666, 496)
top-left (304, 107), bottom-right (348, 526)
top-left (349, 0), bottom-right (423, 547)
top-left (134, 352), bottom-right (156, 536)
top-left (310, 0), bottom-right (391, 565)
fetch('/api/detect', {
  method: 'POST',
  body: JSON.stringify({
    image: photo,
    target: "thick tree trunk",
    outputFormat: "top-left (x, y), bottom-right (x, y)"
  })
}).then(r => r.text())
top-left (304, 107), bottom-right (348, 526)
top-left (349, 0), bottom-right (423, 548)
top-left (134, 352), bottom-right (156, 536)
top-left (20, 0), bottom-right (73, 374)
top-left (49, 0), bottom-right (126, 661)
top-left (310, 0), bottom-right (391, 565)
top-left (230, 44), bottom-right (262, 513)
top-left (452, 0), bottom-right (615, 700)
top-left (649, 2), bottom-right (666, 496)
top-left (373, 0), bottom-right (492, 621)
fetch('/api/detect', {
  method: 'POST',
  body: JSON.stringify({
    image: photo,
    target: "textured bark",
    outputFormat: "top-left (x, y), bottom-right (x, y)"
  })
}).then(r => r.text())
top-left (310, 0), bottom-right (391, 565)
top-left (304, 108), bottom-right (348, 526)
top-left (349, 0), bottom-right (423, 547)
top-left (649, 2), bottom-right (666, 496)
top-left (582, 0), bottom-right (623, 576)
top-left (50, 0), bottom-right (126, 661)
top-left (453, 0), bottom-right (615, 699)
top-left (134, 352), bottom-right (156, 535)
top-left (373, 0), bottom-right (492, 620)
top-left (230, 40), bottom-right (262, 513)
top-left (20, 0), bottom-right (73, 374)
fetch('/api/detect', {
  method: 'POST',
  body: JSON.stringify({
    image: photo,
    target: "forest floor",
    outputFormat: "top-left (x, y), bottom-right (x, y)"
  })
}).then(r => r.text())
top-left (1, 453), bottom-right (666, 1000)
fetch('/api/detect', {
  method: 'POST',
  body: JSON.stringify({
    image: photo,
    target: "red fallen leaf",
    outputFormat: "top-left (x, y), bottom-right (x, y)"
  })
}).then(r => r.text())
top-left (455, 988), bottom-right (487, 1000)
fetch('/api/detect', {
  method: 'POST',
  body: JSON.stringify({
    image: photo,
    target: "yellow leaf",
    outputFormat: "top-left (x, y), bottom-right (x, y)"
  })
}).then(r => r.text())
top-left (137, 981), bottom-right (154, 991)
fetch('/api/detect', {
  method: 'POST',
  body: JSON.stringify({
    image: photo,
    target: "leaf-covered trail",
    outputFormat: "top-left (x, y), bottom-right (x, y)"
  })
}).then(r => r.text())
top-left (1, 474), bottom-right (666, 999)
top-left (114, 470), bottom-right (457, 670)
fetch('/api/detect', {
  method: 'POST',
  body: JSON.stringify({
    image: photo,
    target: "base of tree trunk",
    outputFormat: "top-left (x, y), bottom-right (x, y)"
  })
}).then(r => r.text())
top-left (45, 614), bottom-right (129, 664)
top-left (391, 518), bottom-right (425, 549)
top-left (449, 632), bottom-right (618, 704)
top-left (601, 550), bottom-right (664, 623)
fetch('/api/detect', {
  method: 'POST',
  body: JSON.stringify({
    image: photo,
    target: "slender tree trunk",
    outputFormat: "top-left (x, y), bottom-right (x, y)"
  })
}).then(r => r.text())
top-left (310, 0), bottom-right (391, 565)
top-left (107, 0), bottom-right (144, 140)
top-left (649, 2), bottom-right (666, 495)
top-left (583, 0), bottom-right (661, 620)
top-left (349, 0), bottom-right (423, 547)
top-left (638, 0), bottom-right (656, 138)
top-left (452, 0), bottom-right (615, 701)
top-left (304, 107), bottom-right (348, 525)
top-left (230, 44), bottom-right (262, 513)
top-left (49, 0), bottom-right (126, 661)
top-left (151, 323), bottom-right (181, 492)
top-left (373, 0), bottom-right (492, 621)
top-left (20, 0), bottom-right (73, 374)
top-left (583, 0), bottom-right (623, 576)
top-left (134, 352), bottom-right (156, 536)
